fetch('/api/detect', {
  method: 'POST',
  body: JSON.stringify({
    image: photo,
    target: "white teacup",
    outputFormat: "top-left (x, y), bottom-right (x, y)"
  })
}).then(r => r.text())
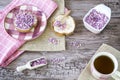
top-left (90, 52), bottom-right (120, 80)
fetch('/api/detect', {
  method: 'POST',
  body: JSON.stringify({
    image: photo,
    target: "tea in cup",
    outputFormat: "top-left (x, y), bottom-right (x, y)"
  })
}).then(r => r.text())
top-left (90, 52), bottom-right (120, 80)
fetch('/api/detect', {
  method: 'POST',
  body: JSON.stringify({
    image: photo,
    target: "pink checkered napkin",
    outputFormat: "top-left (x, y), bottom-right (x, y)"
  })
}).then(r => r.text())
top-left (0, 0), bottom-right (57, 67)
top-left (5, 5), bottom-right (47, 41)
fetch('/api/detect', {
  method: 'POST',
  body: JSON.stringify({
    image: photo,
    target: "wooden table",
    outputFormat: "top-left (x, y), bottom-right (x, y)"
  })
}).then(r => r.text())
top-left (0, 0), bottom-right (120, 80)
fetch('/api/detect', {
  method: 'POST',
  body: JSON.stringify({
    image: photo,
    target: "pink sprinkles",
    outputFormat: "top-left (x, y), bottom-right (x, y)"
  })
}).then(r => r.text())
top-left (53, 21), bottom-right (66, 30)
top-left (50, 57), bottom-right (66, 64)
top-left (15, 11), bottom-right (35, 29)
top-left (85, 9), bottom-right (109, 30)
top-left (48, 37), bottom-right (59, 45)
top-left (30, 58), bottom-right (47, 67)
top-left (70, 41), bottom-right (82, 48)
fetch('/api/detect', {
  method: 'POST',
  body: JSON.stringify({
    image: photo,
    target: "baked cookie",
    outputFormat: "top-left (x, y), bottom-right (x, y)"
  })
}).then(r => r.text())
top-left (53, 15), bottom-right (75, 36)
top-left (14, 11), bottom-right (38, 33)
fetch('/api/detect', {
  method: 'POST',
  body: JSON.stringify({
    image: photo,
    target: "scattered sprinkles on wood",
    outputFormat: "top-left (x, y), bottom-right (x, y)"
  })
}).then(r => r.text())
top-left (49, 57), bottom-right (66, 64)
top-left (69, 41), bottom-right (82, 48)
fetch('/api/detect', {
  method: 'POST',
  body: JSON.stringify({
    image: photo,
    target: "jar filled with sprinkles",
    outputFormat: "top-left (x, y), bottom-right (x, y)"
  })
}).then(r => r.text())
top-left (83, 4), bottom-right (111, 34)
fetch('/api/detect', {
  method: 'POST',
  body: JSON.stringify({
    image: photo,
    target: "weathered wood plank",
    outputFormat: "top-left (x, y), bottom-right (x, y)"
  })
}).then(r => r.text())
top-left (0, 0), bottom-right (120, 80)
top-left (65, 0), bottom-right (120, 18)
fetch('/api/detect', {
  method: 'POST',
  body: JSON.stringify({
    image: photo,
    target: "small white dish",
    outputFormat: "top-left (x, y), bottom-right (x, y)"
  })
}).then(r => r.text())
top-left (83, 4), bottom-right (111, 34)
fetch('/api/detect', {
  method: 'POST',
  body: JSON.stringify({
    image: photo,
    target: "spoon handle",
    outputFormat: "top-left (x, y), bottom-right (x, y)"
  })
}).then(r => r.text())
top-left (61, 10), bottom-right (71, 21)
top-left (16, 65), bottom-right (27, 72)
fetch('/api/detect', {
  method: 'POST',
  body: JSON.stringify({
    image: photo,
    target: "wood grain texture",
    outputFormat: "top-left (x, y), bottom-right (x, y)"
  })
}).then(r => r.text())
top-left (0, 0), bottom-right (120, 80)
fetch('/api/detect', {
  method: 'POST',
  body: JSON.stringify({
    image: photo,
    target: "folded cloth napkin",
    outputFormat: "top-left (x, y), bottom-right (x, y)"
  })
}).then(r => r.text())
top-left (0, 0), bottom-right (57, 67)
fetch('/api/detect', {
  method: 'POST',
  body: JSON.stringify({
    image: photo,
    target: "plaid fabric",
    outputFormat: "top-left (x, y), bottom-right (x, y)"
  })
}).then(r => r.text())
top-left (0, 0), bottom-right (57, 67)
top-left (5, 5), bottom-right (47, 41)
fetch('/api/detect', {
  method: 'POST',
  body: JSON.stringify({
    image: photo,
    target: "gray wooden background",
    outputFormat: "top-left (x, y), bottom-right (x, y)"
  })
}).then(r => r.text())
top-left (0, 0), bottom-right (120, 80)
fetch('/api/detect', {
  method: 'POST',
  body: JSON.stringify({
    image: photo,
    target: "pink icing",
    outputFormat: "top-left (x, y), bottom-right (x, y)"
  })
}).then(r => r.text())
top-left (85, 9), bottom-right (109, 30)
top-left (14, 11), bottom-right (35, 29)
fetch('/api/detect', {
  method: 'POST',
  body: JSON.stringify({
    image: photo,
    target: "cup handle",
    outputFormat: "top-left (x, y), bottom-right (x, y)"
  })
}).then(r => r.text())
top-left (111, 71), bottom-right (120, 80)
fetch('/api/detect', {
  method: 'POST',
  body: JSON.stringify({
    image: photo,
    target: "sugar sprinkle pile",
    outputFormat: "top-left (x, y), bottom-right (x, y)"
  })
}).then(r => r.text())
top-left (85, 9), bottom-right (109, 30)
top-left (30, 58), bottom-right (47, 67)
top-left (14, 11), bottom-right (35, 29)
